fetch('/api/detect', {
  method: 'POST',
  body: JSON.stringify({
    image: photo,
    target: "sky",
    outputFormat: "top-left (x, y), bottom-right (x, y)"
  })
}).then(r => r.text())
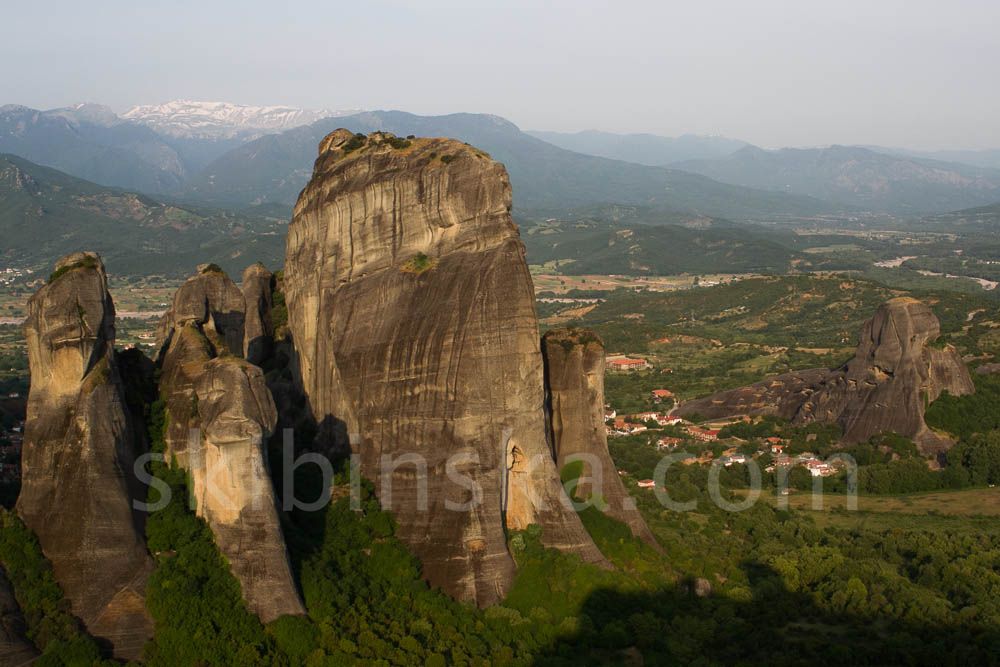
top-left (3, 0), bottom-right (999, 150)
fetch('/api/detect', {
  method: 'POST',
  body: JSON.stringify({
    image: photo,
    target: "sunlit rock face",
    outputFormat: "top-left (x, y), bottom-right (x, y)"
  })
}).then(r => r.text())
top-left (284, 130), bottom-right (607, 607)
top-left (677, 297), bottom-right (975, 454)
top-left (542, 328), bottom-right (659, 549)
top-left (156, 263), bottom-right (246, 358)
top-left (18, 252), bottom-right (153, 660)
top-left (157, 266), bottom-right (304, 622)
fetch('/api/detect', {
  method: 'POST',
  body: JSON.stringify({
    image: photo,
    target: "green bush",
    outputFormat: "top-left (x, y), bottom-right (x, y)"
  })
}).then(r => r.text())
top-left (48, 254), bottom-right (99, 283)
top-left (926, 373), bottom-right (1000, 439)
top-left (341, 133), bottom-right (367, 153)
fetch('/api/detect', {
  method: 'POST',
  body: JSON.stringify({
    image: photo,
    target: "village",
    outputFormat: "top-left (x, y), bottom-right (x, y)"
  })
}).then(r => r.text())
top-left (601, 357), bottom-right (846, 492)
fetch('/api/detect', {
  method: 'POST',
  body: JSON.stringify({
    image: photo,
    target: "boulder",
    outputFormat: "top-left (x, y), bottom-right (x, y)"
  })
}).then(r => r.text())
top-left (976, 362), bottom-right (1000, 375)
top-left (542, 328), bottom-right (659, 549)
top-left (18, 252), bottom-right (153, 660)
top-left (284, 130), bottom-right (607, 606)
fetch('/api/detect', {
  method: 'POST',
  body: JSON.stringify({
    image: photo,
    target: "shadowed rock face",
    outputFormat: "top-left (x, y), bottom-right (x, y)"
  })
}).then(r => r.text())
top-left (0, 567), bottom-right (38, 664)
top-left (284, 130), bottom-right (607, 606)
top-left (542, 329), bottom-right (659, 549)
top-left (17, 252), bottom-right (153, 660)
top-left (157, 267), bottom-right (304, 622)
top-left (677, 298), bottom-right (975, 453)
top-left (241, 263), bottom-right (274, 365)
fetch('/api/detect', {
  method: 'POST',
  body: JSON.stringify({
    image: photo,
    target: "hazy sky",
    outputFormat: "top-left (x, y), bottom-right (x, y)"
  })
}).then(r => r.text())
top-left (3, 0), bottom-right (999, 149)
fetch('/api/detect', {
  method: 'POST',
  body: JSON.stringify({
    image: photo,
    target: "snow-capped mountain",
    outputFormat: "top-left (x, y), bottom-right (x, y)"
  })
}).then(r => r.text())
top-left (122, 100), bottom-right (359, 140)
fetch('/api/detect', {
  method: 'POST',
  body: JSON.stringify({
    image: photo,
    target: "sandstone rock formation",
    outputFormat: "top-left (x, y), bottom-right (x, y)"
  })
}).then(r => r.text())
top-left (284, 130), bottom-right (607, 606)
top-left (795, 297), bottom-right (974, 450)
top-left (542, 328), bottom-right (658, 548)
top-left (0, 567), bottom-right (38, 664)
top-left (157, 266), bottom-right (304, 622)
top-left (677, 297), bottom-right (975, 452)
top-left (17, 252), bottom-right (153, 659)
top-left (156, 263), bottom-right (246, 358)
top-left (242, 263), bottom-right (274, 365)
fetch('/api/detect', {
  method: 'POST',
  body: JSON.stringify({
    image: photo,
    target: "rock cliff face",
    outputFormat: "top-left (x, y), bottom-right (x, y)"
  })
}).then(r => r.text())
top-left (0, 567), bottom-right (38, 664)
top-left (677, 298), bottom-right (975, 452)
top-left (284, 130), bottom-right (607, 606)
top-left (17, 252), bottom-right (153, 659)
top-left (542, 329), bottom-right (659, 548)
top-left (241, 263), bottom-right (274, 365)
top-left (157, 266), bottom-right (304, 622)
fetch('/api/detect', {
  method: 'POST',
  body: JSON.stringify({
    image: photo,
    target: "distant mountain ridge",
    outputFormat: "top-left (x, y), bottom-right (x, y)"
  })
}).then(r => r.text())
top-left (0, 153), bottom-right (284, 276)
top-left (186, 110), bottom-right (834, 219)
top-left (3, 99), bottom-right (998, 219)
top-left (0, 103), bottom-right (189, 193)
top-left (863, 146), bottom-right (1000, 170)
top-left (673, 144), bottom-right (1000, 214)
top-left (122, 100), bottom-right (359, 140)
top-left (526, 129), bottom-right (748, 166)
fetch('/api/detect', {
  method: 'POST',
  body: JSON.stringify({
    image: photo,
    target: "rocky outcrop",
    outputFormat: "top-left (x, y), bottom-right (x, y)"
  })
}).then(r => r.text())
top-left (796, 297), bottom-right (974, 451)
top-left (284, 130), bottom-right (607, 606)
top-left (0, 567), bottom-right (38, 665)
top-left (674, 368), bottom-right (832, 422)
top-left (241, 263), bottom-right (274, 365)
top-left (542, 328), bottom-right (658, 549)
top-left (157, 267), bottom-right (304, 622)
top-left (156, 263), bottom-right (246, 358)
top-left (677, 298), bottom-right (975, 453)
top-left (17, 252), bottom-right (153, 660)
